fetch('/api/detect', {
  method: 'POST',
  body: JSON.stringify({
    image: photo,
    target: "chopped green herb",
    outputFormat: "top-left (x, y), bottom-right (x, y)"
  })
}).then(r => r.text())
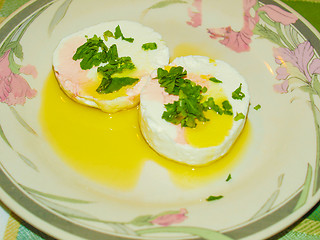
top-left (203, 97), bottom-right (223, 115)
top-left (209, 77), bottom-right (222, 83)
top-left (232, 84), bottom-right (245, 100)
top-left (96, 45), bottom-right (135, 74)
top-left (72, 35), bottom-right (109, 70)
top-left (114, 25), bottom-right (134, 43)
top-left (73, 35), bottom-right (138, 94)
top-left (254, 104), bottom-right (261, 110)
top-left (162, 82), bottom-right (209, 128)
top-left (222, 100), bottom-right (233, 115)
top-left (206, 195), bottom-right (224, 201)
top-left (226, 174), bottom-right (232, 182)
top-left (103, 30), bottom-right (114, 41)
top-left (234, 112), bottom-right (245, 121)
top-left (95, 44), bottom-right (137, 93)
top-left (157, 66), bottom-right (187, 95)
top-left (142, 42), bottom-right (158, 51)
top-left (96, 76), bottom-right (139, 94)
top-left (157, 66), bottom-right (234, 128)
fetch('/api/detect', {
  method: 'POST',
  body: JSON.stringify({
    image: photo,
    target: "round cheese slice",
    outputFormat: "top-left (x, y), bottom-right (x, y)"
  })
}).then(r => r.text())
top-left (139, 55), bottom-right (250, 165)
top-left (53, 20), bottom-right (169, 112)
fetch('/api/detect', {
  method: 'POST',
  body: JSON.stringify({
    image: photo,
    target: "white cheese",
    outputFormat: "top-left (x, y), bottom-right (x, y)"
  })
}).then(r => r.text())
top-left (53, 20), bottom-right (169, 112)
top-left (140, 55), bottom-right (250, 165)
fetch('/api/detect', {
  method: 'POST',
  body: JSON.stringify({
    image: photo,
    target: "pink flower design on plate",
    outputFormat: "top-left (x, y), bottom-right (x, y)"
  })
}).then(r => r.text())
top-left (0, 50), bottom-right (37, 105)
top-left (207, 0), bottom-right (259, 53)
top-left (273, 41), bottom-right (320, 93)
top-left (274, 42), bottom-right (320, 81)
top-left (150, 208), bottom-right (188, 226)
top-left (273, 79), bottom-right (289, 94)
top-left (258, 5), bottom-right (298, 25)
top-left (187, 0), bottom-right (202, 27)
top-left (207, 0), bottom-right (298, 53)
top-left (275, 66), bottom-right (289, 80)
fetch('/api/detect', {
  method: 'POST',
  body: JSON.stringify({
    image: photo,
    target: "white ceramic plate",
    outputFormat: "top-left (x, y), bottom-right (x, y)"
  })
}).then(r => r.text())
top-left (0, 0), bottom-right (320, 239)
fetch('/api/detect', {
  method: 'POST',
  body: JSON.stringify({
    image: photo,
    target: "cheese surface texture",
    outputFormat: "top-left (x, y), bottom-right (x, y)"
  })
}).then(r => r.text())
top-left (140, 56), bottom-right (250, 165)
top-left (53, 21), bottom-right (169, 112)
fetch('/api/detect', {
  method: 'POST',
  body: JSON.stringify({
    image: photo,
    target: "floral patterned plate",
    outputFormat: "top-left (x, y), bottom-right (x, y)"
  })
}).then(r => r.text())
top-left (0, 0), bottom-right (320, 239)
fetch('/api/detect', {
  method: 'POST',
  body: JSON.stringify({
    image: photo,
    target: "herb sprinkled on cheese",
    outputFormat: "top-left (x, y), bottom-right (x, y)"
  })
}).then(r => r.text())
top-left (73, 35), bottom-right (138, 94)
top-left (209, 77), bottom-right (222, 83)
top-left (114, 25), bottom-right (134, 43)
top-left (142, 42), bottom-right (158, 51)
top-left (157, 66), bottom-right (233, 128)
top-left (232, 83), bottom-right (245, 100)
top-left (234, 112), bottom-right (245, 121)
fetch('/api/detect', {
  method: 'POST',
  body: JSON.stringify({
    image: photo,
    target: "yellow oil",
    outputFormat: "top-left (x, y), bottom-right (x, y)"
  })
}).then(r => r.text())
top-left (79, 70), bottom-right (138, 101)
top-left (40, 71), bottom-right (250, 190)
top-left (172, 42), bottom-right (212, 60)
top-left (185, 110), bottom-right (233, 148)
top-left (185, 83), bottom-right (233, 148)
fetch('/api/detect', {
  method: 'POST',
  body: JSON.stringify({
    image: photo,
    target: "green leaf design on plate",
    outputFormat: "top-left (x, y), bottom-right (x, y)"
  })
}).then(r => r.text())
top-left (251, 174), bottom-right (284, 219)
top-left (294, 163), bottom-right (313, 211)
top-left (284, 24), bottom-right (300, 48)
top-left (20, 185), bottom-right (92, 204)
top-left (108, 223), bottom-right (138, 235)
top-left (253, 23), bottom-right (284, 48)
top-left (48, 0), bottom-right (73, 35)
top-left (0, 124), bottom-right (12, 148)
top-left (36, 198), bottom-right (96, 220)
top-left (130, 215), bottom-right (154, 226)
top-left (309, 91), bottom-right (320, 195)
top-left (130, 210), bottom-right (182, 226)
top-left (1, 41), bottom-right (20, 57)
top-left (312, 76), bottom-right (320, 97)
top-left (300, 85), bottom-right (317, 95)
top-left (136, 226), bottom-right (234, 240)
top-left (17, 152), bottom-right (38, 171)
top-left (142, 0), bottom-right (187, 18)
top-left (33, 197), bottom-right (138, 235)
top-left (8, 50), bottom-right (21, 74)
top-left (12, 41), bottom-right (23, 60)
top-left (0, 28), bottom-right (19, 56)
top-left (147, 0), bottom-right (187, 9)
top-left (10, 107), bottom-right (37, 136)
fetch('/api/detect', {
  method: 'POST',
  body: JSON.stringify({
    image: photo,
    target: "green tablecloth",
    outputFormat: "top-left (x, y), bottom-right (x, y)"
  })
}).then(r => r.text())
top-left (0, 0), bottom-right (320, 239)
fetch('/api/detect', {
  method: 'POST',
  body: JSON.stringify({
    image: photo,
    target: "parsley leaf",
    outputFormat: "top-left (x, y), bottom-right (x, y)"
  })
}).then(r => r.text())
top-left (114, 25), bottom-right (134, 43)
top-left (157, 66), bottom-right (235, 128)
top-left (72, 35), bottom-right (108, 70)
top-left (158, 67), bottom-right (210, 128)
top-left (206, 195), bottom-right (224, 201)
top-left (157, 66), bottom-right (187, 95)
top-left (232, 84), bottom-right (245, 100)
top-left (162, 81), bottom-right (209, 128)
top-left (222, 100), bottom-right (233, 115)
top-left (226, 174), bottom-right (232, 182)
top-left (254, 104), bottom-right (261, 110)
top-left (95, 44), bottom-right (137, 93)
top-left (234, 112), bottom-right (245, 121)
top-left (96, 45), bottom-right (135, 74)
top-left (96, 76), bottom-right (139, 94)
top-left (209, 77), bottom-right (222, 83)
top-left (73, 32), bottom-right (137, 95)
top-left (103, 30), bottom-right (114, 41)
top-left (203, 97), bottom-right (223, 115)
top-left (142, 42), bottom-right (158, 51)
